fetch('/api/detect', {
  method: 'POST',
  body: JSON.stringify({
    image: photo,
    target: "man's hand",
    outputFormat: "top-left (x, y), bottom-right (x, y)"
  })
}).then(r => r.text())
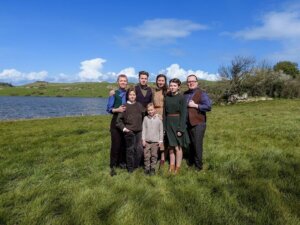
top-left (114, 105), bottom-right (126, 113)
top-left (109, 90), bottom-right (115, 96)
top-left (177, 131), bottom-right (182, 137)
top-left (188, 100), bottom-right (198, 109)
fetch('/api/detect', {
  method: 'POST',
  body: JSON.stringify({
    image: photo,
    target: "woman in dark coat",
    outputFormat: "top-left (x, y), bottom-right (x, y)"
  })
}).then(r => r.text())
top-left (163, 78), bottom-right (189, 174)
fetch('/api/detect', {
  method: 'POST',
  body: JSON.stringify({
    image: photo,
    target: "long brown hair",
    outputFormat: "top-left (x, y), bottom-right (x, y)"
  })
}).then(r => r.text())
top-left (156, 74), bottom-right (168, 95)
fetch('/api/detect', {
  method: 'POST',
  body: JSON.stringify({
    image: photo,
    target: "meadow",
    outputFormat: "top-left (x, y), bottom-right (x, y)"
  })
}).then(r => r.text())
top-left (0, 100), bottom-right (299, 225)
top-left (0, 82), bottom-right (118, 98)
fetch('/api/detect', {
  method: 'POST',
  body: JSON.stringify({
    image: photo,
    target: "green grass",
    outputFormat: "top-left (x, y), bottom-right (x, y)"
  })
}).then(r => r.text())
top-left (0, 100), bottom-right (299, 225)
top-left (0, 82), bottom-right (118, 98)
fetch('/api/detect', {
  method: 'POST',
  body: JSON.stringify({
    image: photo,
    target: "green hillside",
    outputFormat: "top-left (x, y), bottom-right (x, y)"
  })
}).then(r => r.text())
top-left (0, 80), bottom-right (219, 98)
top-left (0, 82), bottom-right (119, 98)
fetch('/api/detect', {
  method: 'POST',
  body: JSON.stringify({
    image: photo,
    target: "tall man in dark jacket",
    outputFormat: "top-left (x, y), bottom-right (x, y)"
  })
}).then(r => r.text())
top-left (184, 74), bottom-right (211, 171)
top-left (135, 71), bottom-right (153, 109)
top-left (134, 71), bottom-right (153, 167)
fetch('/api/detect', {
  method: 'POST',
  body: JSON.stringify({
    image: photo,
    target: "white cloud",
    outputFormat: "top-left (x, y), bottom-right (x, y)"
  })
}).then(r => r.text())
top-left (0, 69), bottom-right (48, 84)
top-left (78, 58), bottom-right (106, 81)
top-left (160, 64), bottom-right (220, 81)
top-left (118, 18), bottom-right (207, 47)
top-left (76, 58), bottom-right (139, 82)
top-left (233, 10), bottom-right (300, 40)
top-left (229, 6), bottom-right (300, 62)
top-left (1, 59), bottom-right (219, 85)
top-left (126, 18), bottom-right (207, 40)
top-left (118, 67), bottom-right (136, 79)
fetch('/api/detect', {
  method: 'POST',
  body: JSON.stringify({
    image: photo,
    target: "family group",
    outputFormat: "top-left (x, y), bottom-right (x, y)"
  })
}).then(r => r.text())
top-left (106, 71), bottom-right (211, 176)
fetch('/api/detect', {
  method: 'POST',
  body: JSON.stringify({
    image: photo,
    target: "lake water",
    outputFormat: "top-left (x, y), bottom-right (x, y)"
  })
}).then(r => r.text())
top-left (0, 96), bottom-right (109, 120)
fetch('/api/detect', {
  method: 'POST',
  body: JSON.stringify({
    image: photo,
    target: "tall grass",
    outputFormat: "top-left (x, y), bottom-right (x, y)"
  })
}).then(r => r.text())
top-left (0, 100), bottom-right (299, 225)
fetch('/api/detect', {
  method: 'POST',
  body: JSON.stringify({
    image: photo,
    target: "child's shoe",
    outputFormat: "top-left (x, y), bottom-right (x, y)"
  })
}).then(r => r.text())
top-left (169, 164), bottom-right (175, 173)
top-left (144, 169), bottom-right (150, 175)
top-left (174, 166), bottom-right (180, 175)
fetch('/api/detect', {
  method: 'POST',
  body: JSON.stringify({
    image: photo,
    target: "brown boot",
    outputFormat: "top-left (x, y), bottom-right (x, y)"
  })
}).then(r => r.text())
top-left (174, 166), bottom-right (180, 175)
top-left (169, 164), bottom-right (175, 173)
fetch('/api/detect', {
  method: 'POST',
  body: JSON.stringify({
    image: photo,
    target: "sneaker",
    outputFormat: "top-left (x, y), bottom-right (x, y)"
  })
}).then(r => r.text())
top-left (144, 169), bottom-right (150, 175)
top-left (150, 169), bottom-right (156, 176)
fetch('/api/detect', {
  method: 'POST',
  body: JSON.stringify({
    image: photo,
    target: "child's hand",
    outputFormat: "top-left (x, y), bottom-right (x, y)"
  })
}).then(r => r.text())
top-left (142, 140), bottom-right (146, 147)
top-left (159, 142), bottom-right (164, 150)
top-left (118, 105), bottom-right (126, 113)
top-left (154, 113), bottom-right (162, 120)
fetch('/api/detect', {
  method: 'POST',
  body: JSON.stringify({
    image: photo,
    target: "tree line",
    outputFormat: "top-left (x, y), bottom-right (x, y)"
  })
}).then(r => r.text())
top-left (203, 56), bottom-right (300, 103)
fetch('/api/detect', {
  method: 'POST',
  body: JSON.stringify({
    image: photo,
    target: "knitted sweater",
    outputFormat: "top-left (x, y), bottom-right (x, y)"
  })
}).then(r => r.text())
top-left (116, 102), bottom-right (145, 132)
top-left (142, 115), bottom-right (163, 143)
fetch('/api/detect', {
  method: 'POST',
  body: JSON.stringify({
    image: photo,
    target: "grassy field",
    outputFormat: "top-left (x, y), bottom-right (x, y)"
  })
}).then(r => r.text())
top-left (0, 100), bottom-right (299, 225)
top-left (0, 82), bottom-right (118, 98)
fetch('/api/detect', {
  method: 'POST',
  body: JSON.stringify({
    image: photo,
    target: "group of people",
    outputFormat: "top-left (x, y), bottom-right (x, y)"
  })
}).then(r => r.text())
top-left (106, 71), bottom-right (211, 176)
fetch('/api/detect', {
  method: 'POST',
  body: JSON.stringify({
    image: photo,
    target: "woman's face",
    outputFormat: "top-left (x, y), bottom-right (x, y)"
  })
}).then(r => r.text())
top-left (156, 77), bottom-right (166, 88)
top-left (169, 82), bottom-right (179, 93)
top-left (128, 91), bottom-right (136, 102)
top-left (118, 77), bottom-right (128, 89)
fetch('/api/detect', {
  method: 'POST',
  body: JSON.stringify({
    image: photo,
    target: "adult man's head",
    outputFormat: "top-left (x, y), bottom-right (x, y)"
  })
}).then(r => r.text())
top-left (138, 71), bottom-right (149, 86)
top-left (186, 74), bottom-right (198, 90)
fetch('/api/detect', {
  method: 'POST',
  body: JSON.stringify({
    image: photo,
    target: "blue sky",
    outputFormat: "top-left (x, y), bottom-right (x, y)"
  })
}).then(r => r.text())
top-left (1, 0), bottom-right (300, 85)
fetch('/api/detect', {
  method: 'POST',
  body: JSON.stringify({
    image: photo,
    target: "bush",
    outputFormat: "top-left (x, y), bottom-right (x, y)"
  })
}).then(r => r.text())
top-left (281, 77), bottom-right (300, 98)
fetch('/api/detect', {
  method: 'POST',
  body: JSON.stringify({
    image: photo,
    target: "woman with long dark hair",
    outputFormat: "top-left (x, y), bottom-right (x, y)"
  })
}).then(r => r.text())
top-left (152, 74), bottom-right (168, 165)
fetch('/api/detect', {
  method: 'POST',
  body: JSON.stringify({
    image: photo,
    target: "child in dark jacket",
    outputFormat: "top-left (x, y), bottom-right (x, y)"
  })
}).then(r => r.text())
top-left (116, 87), bottom-right (145, 173)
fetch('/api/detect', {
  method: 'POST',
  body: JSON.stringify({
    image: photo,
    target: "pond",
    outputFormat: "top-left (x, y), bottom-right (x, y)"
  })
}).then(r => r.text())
top-left (0, 96), bottom-right (109, 120)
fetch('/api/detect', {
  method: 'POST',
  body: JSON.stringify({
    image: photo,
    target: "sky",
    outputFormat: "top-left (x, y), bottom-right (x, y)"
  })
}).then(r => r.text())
top-left (1, 0), bottom-right (300, 85)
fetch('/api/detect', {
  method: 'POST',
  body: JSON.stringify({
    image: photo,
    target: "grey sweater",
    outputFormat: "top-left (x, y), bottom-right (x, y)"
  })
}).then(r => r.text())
top-left (142, 115), bottom-right (163, 142)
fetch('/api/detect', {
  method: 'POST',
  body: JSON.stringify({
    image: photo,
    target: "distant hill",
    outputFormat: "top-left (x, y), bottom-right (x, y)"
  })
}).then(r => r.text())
top-left (0, 82), bottom-right (14, 87)
top-left (0, 80), bottom-right (221, 98)
top-left (0, 82), bottom-right (119, 98)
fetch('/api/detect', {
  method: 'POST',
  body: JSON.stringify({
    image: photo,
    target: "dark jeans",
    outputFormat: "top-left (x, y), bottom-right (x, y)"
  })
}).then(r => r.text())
top-left (124, 131), bottom-right (143, 171)
top-left (187, 123), bottom-right (206, 169)
top-left (110, 115), bottom-right (126, 168)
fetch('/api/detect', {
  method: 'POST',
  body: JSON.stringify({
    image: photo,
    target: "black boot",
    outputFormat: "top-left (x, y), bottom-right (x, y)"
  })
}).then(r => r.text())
top-left (110, 167), bottom-right (117, 176)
